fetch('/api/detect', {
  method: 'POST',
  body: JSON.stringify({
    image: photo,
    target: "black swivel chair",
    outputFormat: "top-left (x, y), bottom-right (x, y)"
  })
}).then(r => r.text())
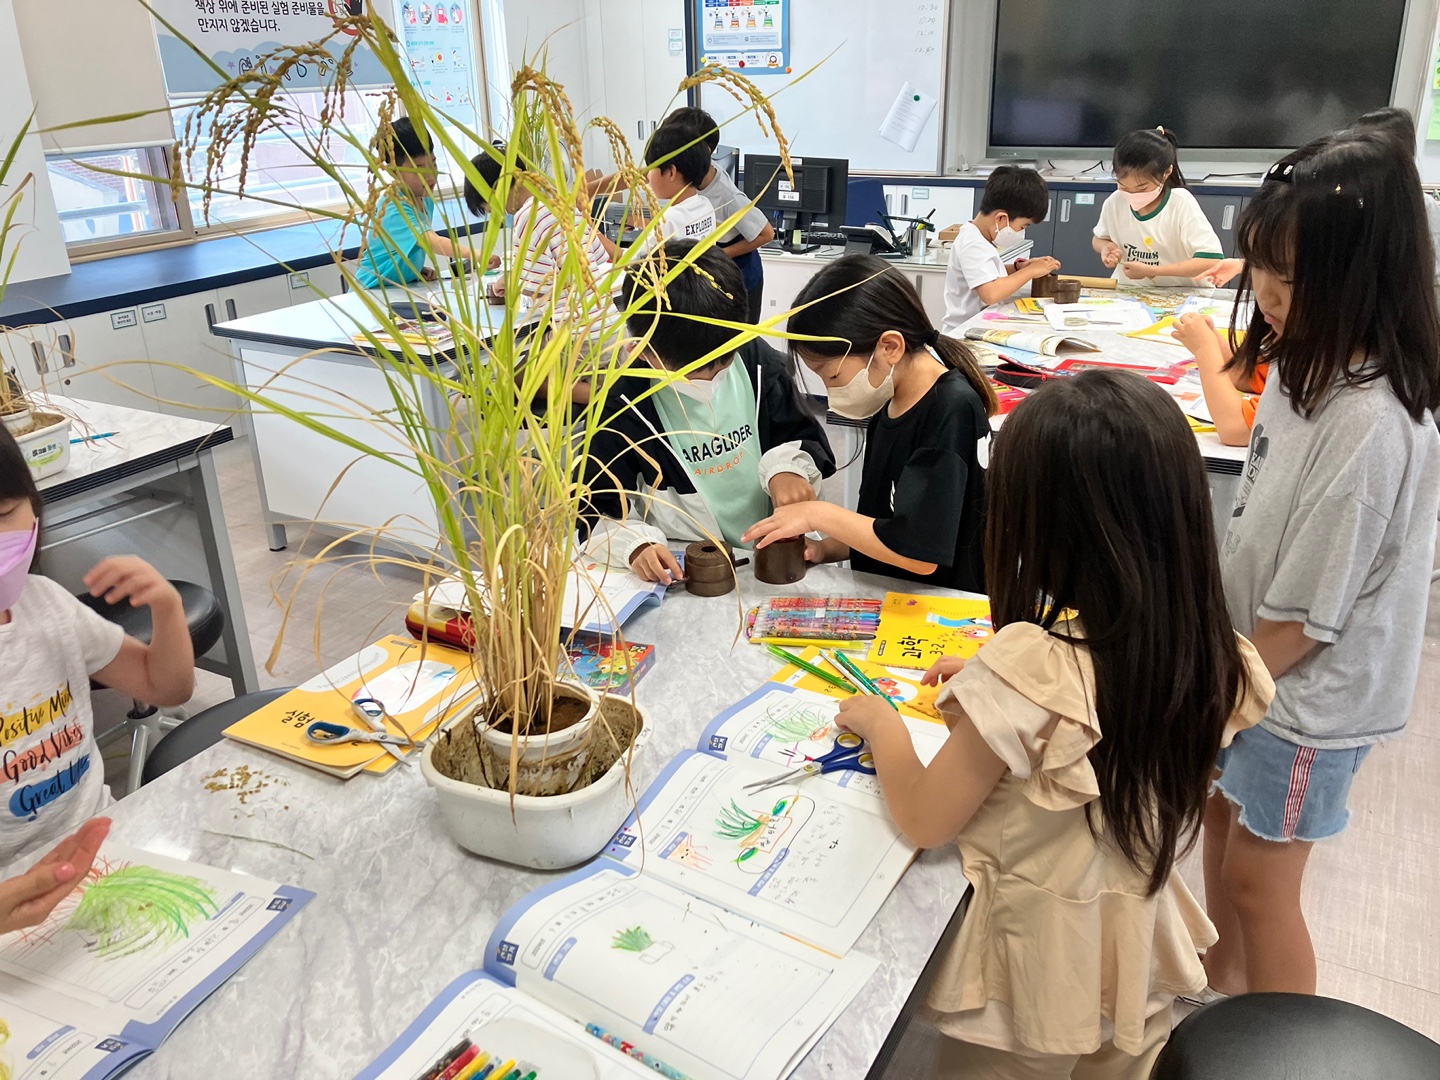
top-left (141, 688), bottom-right (293, 786)
top-left (82, 580), bottom-right (226, 795)
top-left (1152, 993), bottom-right (1440, 1079)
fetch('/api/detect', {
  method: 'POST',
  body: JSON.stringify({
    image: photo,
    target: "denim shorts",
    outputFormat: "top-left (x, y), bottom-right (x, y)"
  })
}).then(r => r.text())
top-left (1213, 724), bottom-right (1372, 843)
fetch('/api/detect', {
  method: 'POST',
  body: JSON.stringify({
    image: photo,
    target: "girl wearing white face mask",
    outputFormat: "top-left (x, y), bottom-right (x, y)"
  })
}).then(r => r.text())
top-left (0, 425), bottom-right (194, 873)
top-left (743, 255), bottom-right (997, 591)
top-left (1092, 127), bottom-right (1225, 287)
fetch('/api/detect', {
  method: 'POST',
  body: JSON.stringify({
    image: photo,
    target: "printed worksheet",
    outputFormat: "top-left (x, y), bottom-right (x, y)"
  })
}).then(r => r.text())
top-left (701, 683), bottom-right (948, 803)
top-left (0, 843), bottom-right (312, 1080)
top-left (604, 745), bottom-right (915, 954)
top-left (484, 865), bottom-right (876, 1080)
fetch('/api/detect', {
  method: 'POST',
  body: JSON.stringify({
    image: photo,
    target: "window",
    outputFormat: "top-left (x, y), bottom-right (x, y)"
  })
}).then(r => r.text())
top-left (45, 148), bottom-right (180, 247)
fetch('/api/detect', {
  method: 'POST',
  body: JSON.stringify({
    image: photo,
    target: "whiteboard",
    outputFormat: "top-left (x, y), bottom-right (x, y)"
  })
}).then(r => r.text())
top-left (697, 0), bottom-right (949, 174)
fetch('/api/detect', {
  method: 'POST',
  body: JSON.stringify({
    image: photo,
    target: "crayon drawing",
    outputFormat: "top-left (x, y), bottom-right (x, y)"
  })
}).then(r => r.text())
top-left (664, 832), bottom-right (713, 870)
top-left (0, 1015), bottom-right (9, 1080)
top-left (714, 794), bottom-right (816, 874)
top-left (761, 699), bottom-right (834, 747)
top-left (63, 861), bottom-right (221, 959)
top-left (609, 924), bottom-right (674, 964)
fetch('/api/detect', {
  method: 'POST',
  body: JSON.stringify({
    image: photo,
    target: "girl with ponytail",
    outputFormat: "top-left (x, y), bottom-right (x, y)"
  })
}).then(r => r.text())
top-left (1093, 126), bottom-right (1227, 286)
top-left (742, 254), bottom-right (996, 591)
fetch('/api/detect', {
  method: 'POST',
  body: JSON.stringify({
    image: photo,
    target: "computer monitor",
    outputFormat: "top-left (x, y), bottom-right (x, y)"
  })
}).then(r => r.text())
top-left (713, 144), bottom-right (739, 184)
top-left (742, 155), bottom-right (849, 248)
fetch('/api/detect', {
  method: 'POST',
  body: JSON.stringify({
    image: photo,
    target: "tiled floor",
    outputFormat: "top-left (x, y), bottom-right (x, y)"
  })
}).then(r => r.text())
top-left (95, 439), bottom-right (1440, 1069)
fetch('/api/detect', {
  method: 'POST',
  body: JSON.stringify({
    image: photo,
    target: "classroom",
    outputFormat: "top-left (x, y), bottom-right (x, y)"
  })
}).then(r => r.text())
top-left (0, 0), bottom-right (1437, 1077)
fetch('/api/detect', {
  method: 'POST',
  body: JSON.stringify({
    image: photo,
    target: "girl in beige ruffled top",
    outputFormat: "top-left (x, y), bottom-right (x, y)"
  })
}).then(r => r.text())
top-left (837, 371), bottom-right (1275, 1079)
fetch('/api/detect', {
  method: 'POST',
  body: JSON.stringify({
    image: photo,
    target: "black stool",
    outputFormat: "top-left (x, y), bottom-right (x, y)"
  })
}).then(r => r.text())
top-left (82, 580), bottom-right (226, 795)
top-left (142, 688), bottom-right (292, 786)
top-left (1152, 993), bottom-right (1440, 1079)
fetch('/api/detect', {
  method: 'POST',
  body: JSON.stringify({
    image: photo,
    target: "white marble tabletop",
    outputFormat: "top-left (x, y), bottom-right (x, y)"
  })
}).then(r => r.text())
top-left (32, 396), bottom-right (233, 500)
top-left (114, 563), bottom-right (967, 1079)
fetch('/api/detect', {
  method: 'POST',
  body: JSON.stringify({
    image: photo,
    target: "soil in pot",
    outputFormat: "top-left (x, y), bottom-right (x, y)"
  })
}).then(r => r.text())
top-left (489, 694), bottom-right (590, 736)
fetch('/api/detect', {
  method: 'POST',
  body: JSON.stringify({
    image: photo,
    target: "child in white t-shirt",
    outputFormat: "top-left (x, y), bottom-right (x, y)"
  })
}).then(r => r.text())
top-left (941, 166), bottom-right (1060, 335)
top-left (0, 426), bottom-right (195, 872)
top-left (638, 123), bottom-right (717, 255)
top-left (1093, 127), bottom-right (1224, 287)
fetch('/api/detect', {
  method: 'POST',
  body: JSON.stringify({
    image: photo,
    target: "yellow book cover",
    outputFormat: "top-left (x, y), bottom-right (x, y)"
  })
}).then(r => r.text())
top-left (1122, 316), bottom-right (1190, 347)
top-left (223, 636), bottom-right (482, 779)
top-left (865, 593), bottom-right (993, 671)
top-left (768, 646), bottom-right (946, 724)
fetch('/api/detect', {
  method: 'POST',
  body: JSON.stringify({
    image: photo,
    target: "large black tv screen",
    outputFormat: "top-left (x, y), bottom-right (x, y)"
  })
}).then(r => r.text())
top-left (989, 0), bottom-right (1407, 152)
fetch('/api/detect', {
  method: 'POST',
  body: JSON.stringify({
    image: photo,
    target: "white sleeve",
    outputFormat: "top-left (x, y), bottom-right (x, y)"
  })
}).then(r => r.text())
top-left (757, 441), bottom-right (823, 489)
top-left (39, 578), bottom-right (124, 674)
top-left (733, 202), bottom-right (770, 242)
top-left (956, 231), bottom-right (1003, 289)
top-left (1093, 192), bottom-right (1120, 240)
top-left (579, 518), bottom-right (669, 571)
top-left (1178, 192), bottom-right (1224, 259)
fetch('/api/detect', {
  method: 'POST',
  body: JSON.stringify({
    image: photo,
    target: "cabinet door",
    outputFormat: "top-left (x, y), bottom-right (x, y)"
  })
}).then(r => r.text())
top-left (640, 0), bottom-right (686, 129)
top-left (48, 309), bottom-right (160, 411)
top-left (219, 276), bottom-right (295, 322)
top-left (1050, 191), bottom-right (1109, 278)
top-left (595, 0), bottom-right (652, 155)
top-left (287, 263), bottom-right (345, 301)
top-left (1024, 192), bottom-right (1058, 258)
top-left (138, 291), bottom-right (240, 422)
top-left (1193, 193), bottom-right (1244, 258)
top-left (911, 268), bottom-right (949, 330)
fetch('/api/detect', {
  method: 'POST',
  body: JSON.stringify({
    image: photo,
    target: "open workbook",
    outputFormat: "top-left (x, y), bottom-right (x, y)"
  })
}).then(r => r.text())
top-left (360, 683), bottom-right (940, 1080)
top-left (0, 843), bottom-right (311, 1079)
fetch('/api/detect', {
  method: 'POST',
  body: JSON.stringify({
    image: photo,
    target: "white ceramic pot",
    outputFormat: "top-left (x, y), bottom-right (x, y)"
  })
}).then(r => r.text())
top-left (1, 409), bottom-right (31, 437)
top-left (421, 694), bottom-right (649, 870)
top-left (476, 681), bottom-right (598, 797)
top-left (15, 414), bottom-right (70, 479)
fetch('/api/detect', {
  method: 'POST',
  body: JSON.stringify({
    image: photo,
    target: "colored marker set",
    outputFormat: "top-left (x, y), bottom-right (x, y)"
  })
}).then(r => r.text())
top-left (418, 1037), bottom-right (538, 1080)
top-left (585, 1023), bottom-right (692, 1080)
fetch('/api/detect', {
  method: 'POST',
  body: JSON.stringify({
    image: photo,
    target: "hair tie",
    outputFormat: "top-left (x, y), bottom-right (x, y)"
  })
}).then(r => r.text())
top-left (927, 330), bottom-right (942, 347)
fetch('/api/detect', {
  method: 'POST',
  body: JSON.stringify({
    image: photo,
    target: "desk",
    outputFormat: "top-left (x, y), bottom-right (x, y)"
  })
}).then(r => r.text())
top-left (35, 397), bottom-right (259, 695)
top-left (211, 290), bottom-right (510, 554)
top-left (112, 564), bottom-right (967, 1079)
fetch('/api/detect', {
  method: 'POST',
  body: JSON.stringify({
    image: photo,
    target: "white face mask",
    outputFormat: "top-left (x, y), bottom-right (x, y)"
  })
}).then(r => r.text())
top-left (994, 223), bottom-right (1026, 249)
top-left (670, 358), bottom-right (731, 404)
top-left (827, 353), bottom-right (895, 420)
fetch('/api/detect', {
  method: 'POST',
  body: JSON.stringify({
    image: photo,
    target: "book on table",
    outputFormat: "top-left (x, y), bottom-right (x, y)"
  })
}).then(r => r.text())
top-left (358, 681), bottom-right (944, 1080)
top-left (0, 842), bottom-right (311, 1079)
top-left (866, 592), bottom-right (994, 671)
top-left (963, 326), bottom-right (1100, 356)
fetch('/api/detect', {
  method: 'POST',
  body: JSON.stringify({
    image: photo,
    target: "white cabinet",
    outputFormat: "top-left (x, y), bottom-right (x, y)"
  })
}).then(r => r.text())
top-left (592, 0), bottom-right (688, 158)
top-left (906, 266), bottom-right (949, 330)
top-left (8, 309), bottom-right (160, 412)
top-left (286, 263), bottom-right (345, 302)
top-left (137, 292), bottom-right (238, 422)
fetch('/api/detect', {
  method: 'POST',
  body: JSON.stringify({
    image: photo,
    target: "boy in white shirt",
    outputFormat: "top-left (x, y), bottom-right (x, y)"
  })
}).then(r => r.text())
top-left (1093, 127), bottom-right (1224, 287)
top-left (941, 166), bottom-right (1060, 335)
top-left (638, 123), bottom-right (718, 255)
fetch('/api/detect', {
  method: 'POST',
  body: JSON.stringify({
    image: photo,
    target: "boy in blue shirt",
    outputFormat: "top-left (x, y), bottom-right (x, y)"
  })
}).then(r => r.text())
top-left (357, 118), bottom-right (475, 289)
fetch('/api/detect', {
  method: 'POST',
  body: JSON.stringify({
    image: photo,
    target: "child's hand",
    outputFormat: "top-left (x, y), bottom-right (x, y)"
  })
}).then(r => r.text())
top-left (1172, 312), bottom-right (1223, 363)
top-left (1198, 258), bottom-right (1244, 287)
top-left (767, 472), bottom-right (816, 508)
top-left (836, 694), bottom-right (898, 740)
top-left (487, 254), bottom-right (502, 270)
top-left (920, 656), bottom-right (967, 686)
top-left (0, 818), bottom-right (110, 934)
top-left (742, 502), bottom-right (826, 550)
top-left (420, 266), bottom-right (440, 282)
top-left (805, 537), bottom-right (848, 565)
top-left (1025, 256), bottom-right (1062, 278)
top-left (1122, 261), bottom-right (1152, 280)
top-left (1099, 242), bottom-right (1124, 268)
top-left (629, 543), bottom-right (684, 585)
top-left (84, 557), bottom-right (180, 612)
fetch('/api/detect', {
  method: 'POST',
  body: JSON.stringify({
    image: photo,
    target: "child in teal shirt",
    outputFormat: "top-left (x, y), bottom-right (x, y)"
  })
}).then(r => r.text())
top-left (357, 118), bottom-right (474, 289)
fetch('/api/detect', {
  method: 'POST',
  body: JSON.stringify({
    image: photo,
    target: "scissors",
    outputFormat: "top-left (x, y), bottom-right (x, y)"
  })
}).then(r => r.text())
top-left (314, 696), bottom-right (414, 765)
top-left (305, 720), bottom-right (412, 751)
top-left (743, 732), bottom-right (876, 794)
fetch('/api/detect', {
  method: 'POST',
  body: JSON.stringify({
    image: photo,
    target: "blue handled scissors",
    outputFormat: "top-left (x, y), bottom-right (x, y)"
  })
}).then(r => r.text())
top-left (305, 720), bottom-right (412, 750)
top-left (743, 732), bottom-right (877, 794)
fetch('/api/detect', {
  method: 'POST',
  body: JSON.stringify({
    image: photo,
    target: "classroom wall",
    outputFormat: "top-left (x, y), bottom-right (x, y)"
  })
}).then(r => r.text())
top-left (0, 0), bottom-right (71, 284)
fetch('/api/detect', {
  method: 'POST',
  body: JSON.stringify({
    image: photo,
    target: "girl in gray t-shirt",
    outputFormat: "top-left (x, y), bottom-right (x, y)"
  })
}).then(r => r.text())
top-left (1202, 135), bottom-right (1440, 1003)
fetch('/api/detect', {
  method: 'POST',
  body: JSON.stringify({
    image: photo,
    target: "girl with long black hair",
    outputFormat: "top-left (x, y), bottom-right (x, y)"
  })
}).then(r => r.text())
top-left (742, 254), bottom-right (996, 591)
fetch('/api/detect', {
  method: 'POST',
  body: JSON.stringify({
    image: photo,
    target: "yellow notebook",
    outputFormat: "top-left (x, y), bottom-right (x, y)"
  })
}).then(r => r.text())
top-left (865, 593), bottom-right (994, 671)
top-left (768, 646), bottom-right (946, 724)
top-left (223, 636), bottom-right (482, 779)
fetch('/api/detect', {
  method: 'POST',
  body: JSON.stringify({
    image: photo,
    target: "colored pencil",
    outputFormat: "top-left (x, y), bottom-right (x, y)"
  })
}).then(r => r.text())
top-left (766, 644), bottom-right (856, 694)
top-left (829, 650), bottom-right (901, 712)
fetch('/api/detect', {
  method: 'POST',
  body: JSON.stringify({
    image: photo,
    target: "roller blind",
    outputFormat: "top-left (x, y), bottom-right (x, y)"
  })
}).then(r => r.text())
top-left (13, 0), bottom-right (175, 154)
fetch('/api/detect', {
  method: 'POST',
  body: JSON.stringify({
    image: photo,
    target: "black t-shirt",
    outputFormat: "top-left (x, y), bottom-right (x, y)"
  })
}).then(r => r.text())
top-left (852, 368), bottom-right (988, 592)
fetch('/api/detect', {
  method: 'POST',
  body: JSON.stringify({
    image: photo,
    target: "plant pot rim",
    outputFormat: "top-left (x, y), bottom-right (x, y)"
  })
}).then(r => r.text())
top-left (422, 691), bottom-right (646, 807)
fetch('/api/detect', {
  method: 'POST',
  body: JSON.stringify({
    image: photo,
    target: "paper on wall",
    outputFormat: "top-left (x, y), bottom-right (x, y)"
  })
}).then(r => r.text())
top-left (879, 82), bottom-right (938, 152)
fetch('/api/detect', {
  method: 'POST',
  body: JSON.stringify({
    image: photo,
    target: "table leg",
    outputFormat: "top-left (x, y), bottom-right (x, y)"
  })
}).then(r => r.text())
top-left (267, 522), bottom-right (288, 551)
top-left (192, 449), bottom-right (261, 694)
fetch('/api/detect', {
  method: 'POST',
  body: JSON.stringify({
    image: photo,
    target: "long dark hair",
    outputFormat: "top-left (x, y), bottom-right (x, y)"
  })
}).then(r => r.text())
top-left (986, 370), bottom-right (1249, 895)
top-left (0, 421), bottom-right (42, 565)
top-left (1113, 126), bottom-right (1186, 190)
top-left (787, 254), bottom-right (998, 415)
top-left (1231, 132), bottom-right (1440, 422)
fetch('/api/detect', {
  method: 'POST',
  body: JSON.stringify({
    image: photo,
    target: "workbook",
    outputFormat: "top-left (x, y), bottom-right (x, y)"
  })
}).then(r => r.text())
top-left (963, 326), bottom-right (1100, 356)
top-left (360, 864), bottom-right (876, 1080)
top-left (866, 592), bottom-right (994, 670)
top-left (0, 842), bottom-right (312, 1080)
top-left (222, 635), bottom-right (483, 778)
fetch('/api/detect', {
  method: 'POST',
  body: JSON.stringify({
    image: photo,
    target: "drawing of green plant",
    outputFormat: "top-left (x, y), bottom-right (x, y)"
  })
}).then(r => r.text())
top-left (0, 1014), bottom-right (11, 1080)
top-left (65, 864), bottom-right (221, 959)
top-left (715, 799), bottom-right (766, 841)
top-left (762, 703), bottom-right (831, 745)
top-left (611, 926), bottom-right (654, 953)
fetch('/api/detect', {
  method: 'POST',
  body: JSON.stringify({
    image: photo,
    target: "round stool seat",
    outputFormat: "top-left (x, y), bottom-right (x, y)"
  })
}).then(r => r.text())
top-left (1153, 993), bottom-right (1440, 1079)
top-left (141, 688), bottom-right (293, 785)
top-left (77, 580), bottom-right (226, 657)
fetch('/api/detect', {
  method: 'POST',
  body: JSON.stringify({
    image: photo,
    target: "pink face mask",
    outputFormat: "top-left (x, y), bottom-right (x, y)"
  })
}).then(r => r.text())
top-left (1121, 186), bottom-right (1163, 211)
top-left (0, 523), bottom-right (37, 613)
